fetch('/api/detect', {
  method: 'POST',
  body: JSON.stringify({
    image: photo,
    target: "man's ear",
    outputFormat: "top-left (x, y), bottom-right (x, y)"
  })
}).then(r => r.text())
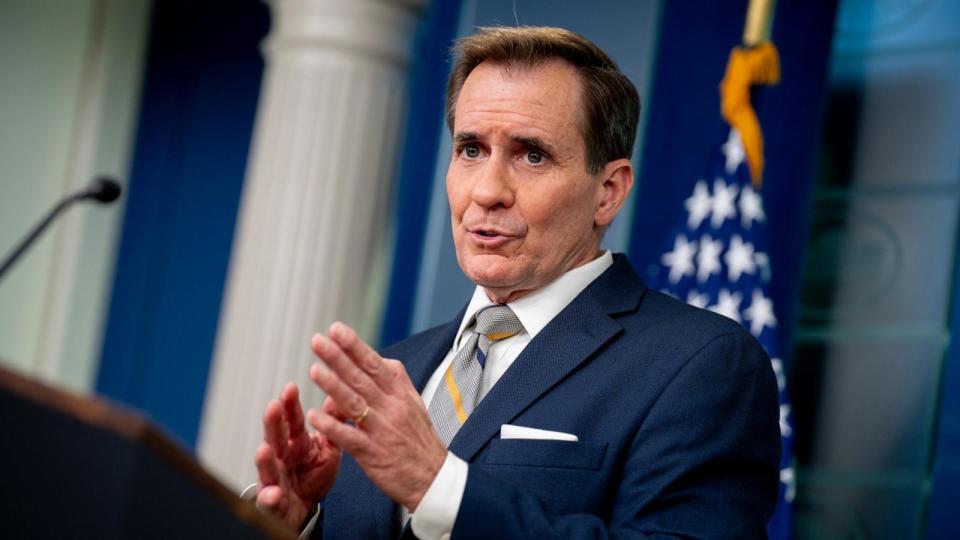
top-left (594, 158), bottom-right (634, 227)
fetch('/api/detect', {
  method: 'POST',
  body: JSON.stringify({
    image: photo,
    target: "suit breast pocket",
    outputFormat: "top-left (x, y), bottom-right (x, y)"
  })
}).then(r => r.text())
top-left (482, 438), bottom-right (608, 470)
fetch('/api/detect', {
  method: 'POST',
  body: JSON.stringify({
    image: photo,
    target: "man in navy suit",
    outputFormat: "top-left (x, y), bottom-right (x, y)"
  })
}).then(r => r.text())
top-left (252, 26), bottom-right (780, 539)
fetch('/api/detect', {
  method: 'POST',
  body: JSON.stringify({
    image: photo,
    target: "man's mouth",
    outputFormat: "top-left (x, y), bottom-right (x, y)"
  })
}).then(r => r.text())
top-left (469, 227), bottom-right (514, 238)
top-left (468, 227), bottom-right (518, 247)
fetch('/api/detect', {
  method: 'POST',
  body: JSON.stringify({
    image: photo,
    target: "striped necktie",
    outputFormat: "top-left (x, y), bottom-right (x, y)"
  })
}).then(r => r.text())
top-left (428, 304), bottom-right (524, 446)
top-left (401, 305), bottom-right (523, 528)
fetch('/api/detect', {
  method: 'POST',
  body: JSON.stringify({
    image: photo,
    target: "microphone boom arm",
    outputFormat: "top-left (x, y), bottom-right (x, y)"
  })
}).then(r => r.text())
top-left (0, 177), bottom-right (122, 282)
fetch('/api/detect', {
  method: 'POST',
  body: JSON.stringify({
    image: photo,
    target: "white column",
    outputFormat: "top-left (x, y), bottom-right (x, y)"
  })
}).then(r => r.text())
top-left (198, 0), bottom-right (427, 489)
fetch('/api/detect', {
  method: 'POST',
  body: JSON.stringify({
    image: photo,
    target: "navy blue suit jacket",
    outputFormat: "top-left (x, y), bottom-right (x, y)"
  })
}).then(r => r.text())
top-left (315, 254), bottom-right (780, 539)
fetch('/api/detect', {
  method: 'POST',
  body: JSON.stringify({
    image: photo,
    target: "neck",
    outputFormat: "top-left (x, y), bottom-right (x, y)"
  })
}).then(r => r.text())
top-left (481, 248), bottom-right (605, 304)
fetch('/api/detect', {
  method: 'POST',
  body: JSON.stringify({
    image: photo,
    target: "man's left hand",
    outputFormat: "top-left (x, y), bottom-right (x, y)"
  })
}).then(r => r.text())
top-left (306, 322), bottom-right (447, 511)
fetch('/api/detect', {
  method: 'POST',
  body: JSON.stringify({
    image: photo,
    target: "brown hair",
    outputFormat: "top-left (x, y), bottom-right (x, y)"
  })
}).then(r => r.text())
top-left (446, 26), bottom-right (640, 174)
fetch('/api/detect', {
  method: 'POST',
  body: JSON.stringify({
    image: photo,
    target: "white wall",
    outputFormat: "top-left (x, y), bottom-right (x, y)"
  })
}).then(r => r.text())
top-left (0, 0), bottom-right (151, 392)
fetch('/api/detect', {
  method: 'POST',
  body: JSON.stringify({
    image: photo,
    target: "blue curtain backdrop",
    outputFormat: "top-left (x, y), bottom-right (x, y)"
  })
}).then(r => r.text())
top-left (96, 0), bottom-right (269, 448)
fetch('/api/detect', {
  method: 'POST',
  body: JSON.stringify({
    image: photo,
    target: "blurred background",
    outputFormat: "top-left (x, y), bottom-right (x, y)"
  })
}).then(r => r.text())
top-left (0, 0), bottom-right (957, 538)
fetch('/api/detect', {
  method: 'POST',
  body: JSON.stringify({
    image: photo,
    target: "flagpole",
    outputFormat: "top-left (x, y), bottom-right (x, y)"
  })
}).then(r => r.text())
top-left (742, 0), bottom-right (777, 46)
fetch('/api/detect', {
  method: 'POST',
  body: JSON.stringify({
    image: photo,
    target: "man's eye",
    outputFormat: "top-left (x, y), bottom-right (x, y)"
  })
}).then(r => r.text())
top-left (525, 150), bottom-right (546, 165)
top-left (461, 144), bottom-right (481, 159)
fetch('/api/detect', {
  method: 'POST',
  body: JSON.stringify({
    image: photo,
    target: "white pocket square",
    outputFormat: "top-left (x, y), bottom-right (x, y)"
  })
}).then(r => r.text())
top-left (500, 424), bottom-right (579, 441)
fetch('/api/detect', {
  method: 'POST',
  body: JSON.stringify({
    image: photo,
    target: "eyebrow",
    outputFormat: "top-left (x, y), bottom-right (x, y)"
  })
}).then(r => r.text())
top-left (453, 131), bottom-right (478, 143)
top-left (513, 136), bottom-right (557, 155)
top-left (454, 131), bottom-right (558, 154)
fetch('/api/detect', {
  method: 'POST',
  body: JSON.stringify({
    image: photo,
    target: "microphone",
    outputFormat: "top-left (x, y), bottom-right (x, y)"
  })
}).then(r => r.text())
top-left (84, 177), bottom-right (122, 203)
top-left (0, 176), bottom-right (123, 282)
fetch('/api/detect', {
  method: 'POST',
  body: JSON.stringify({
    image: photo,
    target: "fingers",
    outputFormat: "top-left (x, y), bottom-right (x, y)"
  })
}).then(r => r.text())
top-left (312, 333), bottom-right (383, 405)
top-left (256, 485), bottom-right (285, 511)
top-left (322, 396), bottom-right (350, 422)
top-left (262, 399), bottom-right (289, 460)
top-left (281, 382), bottom-right (316, 461)
top-left (310, 361), bottom-right (370, 422)
top-left (329, 322), bottom-right (396, 392)
top-left (280, 382), bottom-right (305, 431)
top-left (307, 408), bottom-right (368, 454)
top-left (255, 442), bottom-right (281, 487)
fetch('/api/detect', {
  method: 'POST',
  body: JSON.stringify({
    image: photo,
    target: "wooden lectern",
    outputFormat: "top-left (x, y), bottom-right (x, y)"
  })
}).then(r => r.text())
top-left (0, 364), bottom-right (295, 539)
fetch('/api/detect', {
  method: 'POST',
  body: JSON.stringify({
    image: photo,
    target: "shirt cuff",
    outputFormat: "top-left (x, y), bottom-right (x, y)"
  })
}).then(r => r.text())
top-left (240, 482), bottom-right (257, 501)
top-left (410, 451), bottom-right (468, 540)
top-left (298, 505), bottom-right (321, 539)
top-left (241, 482), bottom-right (320, 538)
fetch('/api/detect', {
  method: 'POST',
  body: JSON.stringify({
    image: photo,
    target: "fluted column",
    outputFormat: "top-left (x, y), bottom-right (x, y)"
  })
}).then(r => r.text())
top-left (198, 0), bottom-right (427, 488)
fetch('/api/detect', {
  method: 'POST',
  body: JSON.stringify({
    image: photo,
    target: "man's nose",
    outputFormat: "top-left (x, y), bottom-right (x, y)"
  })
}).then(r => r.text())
top-left (470, 155), bottom-right (515, 208)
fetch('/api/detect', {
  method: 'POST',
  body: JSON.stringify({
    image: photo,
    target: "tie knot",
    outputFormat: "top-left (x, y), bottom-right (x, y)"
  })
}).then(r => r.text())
top-left (474, 304), bottom-right (523, 342)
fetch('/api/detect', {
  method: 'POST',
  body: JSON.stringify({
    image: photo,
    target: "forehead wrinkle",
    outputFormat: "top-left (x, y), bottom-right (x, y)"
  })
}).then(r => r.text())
top-left (455, 115), bottom-right (554, 141)
top-left (455, 107), bottom-right (573, 141)
top-left (459, 100), bottom-right (564, 122)
top-left (458, 83), bottom-right (576, 120)
top-left (459, 90), bottom-right (569, 116)
top-left (456, 58), bottom-right (586, 120)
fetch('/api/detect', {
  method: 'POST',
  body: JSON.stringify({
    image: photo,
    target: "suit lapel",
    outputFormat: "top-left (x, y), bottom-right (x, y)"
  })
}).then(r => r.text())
top-left (394, 309), bottom-right (464, 393)
top-left (448, 255), bottom-right (646, 461)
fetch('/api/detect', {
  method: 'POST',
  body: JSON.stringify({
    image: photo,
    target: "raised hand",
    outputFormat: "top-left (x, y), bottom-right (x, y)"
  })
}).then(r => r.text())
top-left (255, 383), bottom-right (342, 530)
top-left (306, 322), bottom-right (447, 511)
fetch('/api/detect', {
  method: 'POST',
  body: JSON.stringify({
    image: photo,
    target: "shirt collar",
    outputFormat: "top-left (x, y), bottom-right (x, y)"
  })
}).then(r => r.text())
top-left (454, 251), bottom-right (614, 348)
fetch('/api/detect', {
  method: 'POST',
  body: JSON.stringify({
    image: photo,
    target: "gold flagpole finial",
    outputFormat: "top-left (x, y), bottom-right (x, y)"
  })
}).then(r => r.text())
top-left (743, 0), bottom-right (777, 46)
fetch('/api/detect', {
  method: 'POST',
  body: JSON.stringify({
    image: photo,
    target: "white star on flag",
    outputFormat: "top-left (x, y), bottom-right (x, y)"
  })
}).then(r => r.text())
top-left (780, 467), bottom-right (796, 503)
top-left (686, 290), bottom-right (709, 309)
top-left (754, 251), bottom-right (772, 282)
top-left (708, 289), bottom-right (742, 323)
top-left (696, 235), bottom-right (723, 283)
top-left (744, 288), bottom-right (777, 337)
top-left (710, 178), bottom-right (739, 228)
top-left (779, 404), bottom-right (793, 437)
top-left (771, 358), bottom-right (786, 392)
top-left (684, 180), bottom-right (712, 229)
top-left (722, 128), bottom-right (745, 175)
top-left (739, 184), bottom-right (766, 228)
top-left (661, 234), bottom-right (697, 284)
top-left (724, 234), bottom-right (757, 282)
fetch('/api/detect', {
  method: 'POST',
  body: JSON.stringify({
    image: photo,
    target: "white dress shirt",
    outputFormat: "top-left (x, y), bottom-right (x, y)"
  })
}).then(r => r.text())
top-left (410, 251), bottom-right (613, 540)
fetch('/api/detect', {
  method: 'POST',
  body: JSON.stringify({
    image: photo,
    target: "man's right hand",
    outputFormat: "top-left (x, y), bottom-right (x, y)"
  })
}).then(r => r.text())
top-left (256, 382), bottom-right (342, 530)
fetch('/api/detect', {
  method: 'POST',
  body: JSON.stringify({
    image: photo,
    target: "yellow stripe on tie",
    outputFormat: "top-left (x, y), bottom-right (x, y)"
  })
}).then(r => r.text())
top-left (485, 331), bottom-right (516, 342)
top-left (444, 366), bottom-right (468, 424)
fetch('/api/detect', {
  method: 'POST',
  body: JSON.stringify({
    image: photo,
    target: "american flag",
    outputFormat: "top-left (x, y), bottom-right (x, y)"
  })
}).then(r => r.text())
top-left (650, 126), bottom-right (796, 538)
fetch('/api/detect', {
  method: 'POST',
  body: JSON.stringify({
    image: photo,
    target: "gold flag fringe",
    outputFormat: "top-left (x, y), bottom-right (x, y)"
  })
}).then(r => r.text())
top-left (720, 42), bottom-right (780, 188)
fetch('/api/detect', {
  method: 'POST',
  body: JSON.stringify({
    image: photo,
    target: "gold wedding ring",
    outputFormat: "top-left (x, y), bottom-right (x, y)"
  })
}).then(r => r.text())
top-left (354, 405), bottom-right (371, 425)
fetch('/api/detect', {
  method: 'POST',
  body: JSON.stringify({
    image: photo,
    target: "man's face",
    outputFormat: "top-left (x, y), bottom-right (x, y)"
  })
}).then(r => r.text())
top-left (447, 59), bottom-right (613, 303)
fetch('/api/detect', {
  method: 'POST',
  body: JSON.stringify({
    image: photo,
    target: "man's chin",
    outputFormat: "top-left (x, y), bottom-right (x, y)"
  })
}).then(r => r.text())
top-left (460, 254), bottom-right (523, 289)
